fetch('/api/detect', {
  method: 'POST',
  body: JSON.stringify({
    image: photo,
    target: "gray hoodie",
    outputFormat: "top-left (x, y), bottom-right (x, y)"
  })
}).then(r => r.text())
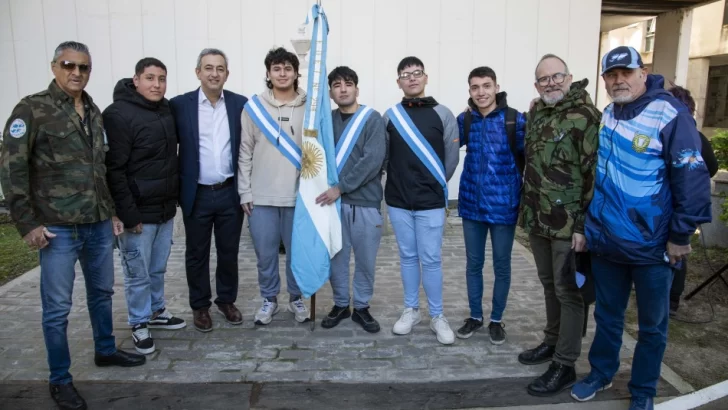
top-left (333, 108), bottom-right (387, 209)
top-left (238, 88), bottom-right (307, 207)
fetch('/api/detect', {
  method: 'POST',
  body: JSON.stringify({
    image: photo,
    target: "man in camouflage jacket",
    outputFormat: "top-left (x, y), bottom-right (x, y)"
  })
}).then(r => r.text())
top-left (517, 54), bottom-right (601, 397)
top-left (0, 41), bottom-right (145, 410)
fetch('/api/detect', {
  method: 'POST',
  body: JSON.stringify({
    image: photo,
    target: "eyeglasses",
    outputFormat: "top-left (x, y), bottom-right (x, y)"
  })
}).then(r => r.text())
top-left (536, 72), bottom-right (568, 87)
top-left (55, 60), bottom-right (91, 73)
top-left (399, 69), bottom-right (425, 80)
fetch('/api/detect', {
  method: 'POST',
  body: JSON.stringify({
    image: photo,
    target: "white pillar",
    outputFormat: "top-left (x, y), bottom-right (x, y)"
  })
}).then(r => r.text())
top-left (596, 31), bottom-right (611, 111)
top-left (652, 9), bottom-right (693, 87)
top-left (687, 58), bottom-right (710, 130)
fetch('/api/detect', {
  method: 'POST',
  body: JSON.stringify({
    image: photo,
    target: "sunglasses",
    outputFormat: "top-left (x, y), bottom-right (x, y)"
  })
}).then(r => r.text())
top-left (56, 60), bottom-right (91, 73)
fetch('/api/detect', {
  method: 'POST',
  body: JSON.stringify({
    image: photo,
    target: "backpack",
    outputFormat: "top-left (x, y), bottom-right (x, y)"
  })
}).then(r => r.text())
top-left (462, 107), bottom-right (525, 176)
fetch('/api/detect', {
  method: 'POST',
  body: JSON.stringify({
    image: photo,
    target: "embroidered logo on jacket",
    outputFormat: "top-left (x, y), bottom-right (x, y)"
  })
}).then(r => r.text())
top-left (632, 134), bottom-right (650, 153)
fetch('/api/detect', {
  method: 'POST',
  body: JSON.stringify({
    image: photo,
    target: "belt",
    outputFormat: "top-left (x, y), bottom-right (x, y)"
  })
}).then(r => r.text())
top-left (198, 177), bottom-right (233, 190)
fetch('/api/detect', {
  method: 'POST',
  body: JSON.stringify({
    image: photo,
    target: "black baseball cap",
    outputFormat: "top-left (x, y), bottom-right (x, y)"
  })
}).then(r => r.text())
top-left (601, 46), bottom-right (644, 75)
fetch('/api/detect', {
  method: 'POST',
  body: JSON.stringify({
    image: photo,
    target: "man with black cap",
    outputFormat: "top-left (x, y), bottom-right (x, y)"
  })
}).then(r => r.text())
top-left (572, 46), bottom-right (712, 410)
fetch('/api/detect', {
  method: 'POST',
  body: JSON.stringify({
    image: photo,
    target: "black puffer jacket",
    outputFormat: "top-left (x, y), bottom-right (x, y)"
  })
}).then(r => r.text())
top-left (103, 78), bottom-right (178, 227)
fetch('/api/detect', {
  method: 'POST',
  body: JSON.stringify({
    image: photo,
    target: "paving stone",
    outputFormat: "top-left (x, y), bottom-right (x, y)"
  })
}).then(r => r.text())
top-left (359, 348), bottom-right (402, 359)
top-left (338, 359), bottom-right (394, 370)
top-left (172, 360), bottom-right (258, 372)
top-left (394, 358), bottom-right (429, 370)
top-left (293, 359), bottom-right (333, 371)
top-left (255, 361), bottom-right (300, 373)
top-left (244, 371), bottom-right (312, 383)
top-left (204, 351), bottom-right (244, 360)
top-left (146, 370), bottom-right (245, 383)
top-left (244, 349), bottom-right (279, 359)
top-left (278, 349), bottom-right (315, 360)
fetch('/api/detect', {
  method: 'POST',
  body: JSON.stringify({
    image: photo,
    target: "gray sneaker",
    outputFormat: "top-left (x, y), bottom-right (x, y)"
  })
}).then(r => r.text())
top-left (288, 297), bottom-right (310, 323)
top-left (255, 298), bottom-right (280, 325)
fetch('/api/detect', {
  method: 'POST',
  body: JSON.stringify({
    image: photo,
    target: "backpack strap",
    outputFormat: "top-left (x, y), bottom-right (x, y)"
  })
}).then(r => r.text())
top-left (505, 107), bottom-right (524, 176)
top-left (462, 110), bottom-right (473, 146)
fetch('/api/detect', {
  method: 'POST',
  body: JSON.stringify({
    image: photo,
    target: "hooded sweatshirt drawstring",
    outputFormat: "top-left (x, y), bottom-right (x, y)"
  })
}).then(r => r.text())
top-left (275, 103), bottom-right (296, 145)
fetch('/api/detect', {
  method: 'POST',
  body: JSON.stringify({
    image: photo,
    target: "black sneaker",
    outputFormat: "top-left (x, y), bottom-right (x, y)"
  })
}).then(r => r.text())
top-left (49, 382), bottom-right (87, 410)
top-left (131, 323), bottom-right (155, 355)
top-left (669, 300), bottom-right (679, 317)
top-left (321, 305), bottom-right (351, 329)
top-left (352, 307), bottom-right (381, 333)
top-left (456, 318), bottom-right (483, 339)
top-left (488, 321), bottom-right (506, 345)
top-left (149, 308), bottom-right (187, 330)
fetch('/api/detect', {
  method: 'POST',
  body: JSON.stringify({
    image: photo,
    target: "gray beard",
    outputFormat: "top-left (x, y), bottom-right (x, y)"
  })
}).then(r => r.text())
top-left (542, 93), bottom-right (564, 105)
top-left (612, 94), bottom-right (635, 104)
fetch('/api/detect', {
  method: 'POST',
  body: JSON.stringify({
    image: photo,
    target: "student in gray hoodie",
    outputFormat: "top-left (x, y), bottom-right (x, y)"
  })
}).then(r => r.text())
top-left (238, 47), bottom-right (309, 325)
top-left (316, 67), bottom-right (387, 333)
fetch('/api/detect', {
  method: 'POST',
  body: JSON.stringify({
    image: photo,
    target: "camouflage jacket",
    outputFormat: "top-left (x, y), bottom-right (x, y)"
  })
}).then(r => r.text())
top-left (519, 79), bottom-right (601, 240)
top-left (0, 80), bottom-right (115, 237)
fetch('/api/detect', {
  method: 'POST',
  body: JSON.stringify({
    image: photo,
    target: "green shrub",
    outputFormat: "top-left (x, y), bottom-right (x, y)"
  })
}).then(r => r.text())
top-left (710, 130), bottom-right (728, 223)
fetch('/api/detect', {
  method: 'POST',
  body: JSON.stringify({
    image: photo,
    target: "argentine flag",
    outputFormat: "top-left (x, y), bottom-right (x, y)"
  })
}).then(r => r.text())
top-left (291, 3), bottom-right (342, 298)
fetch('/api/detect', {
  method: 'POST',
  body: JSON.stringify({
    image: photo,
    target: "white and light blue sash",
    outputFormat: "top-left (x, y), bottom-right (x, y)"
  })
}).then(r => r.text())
top-left (334, 105), bottom-right (373, 174)
top-left (244, 94), bottom-right (302, 170)
top-left (386, 103), bottom-right (448, 203)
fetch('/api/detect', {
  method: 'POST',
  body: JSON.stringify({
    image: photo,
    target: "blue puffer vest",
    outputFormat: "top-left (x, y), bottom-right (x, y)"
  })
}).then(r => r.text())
top-left (457, 92), bottom-right (526, 225)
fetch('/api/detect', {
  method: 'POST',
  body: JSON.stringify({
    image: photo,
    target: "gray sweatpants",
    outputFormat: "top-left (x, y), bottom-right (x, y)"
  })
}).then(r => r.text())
top-left (248, 205), bottom-right (301, 298)
top-left (329, 204), bottom-right (383, 309)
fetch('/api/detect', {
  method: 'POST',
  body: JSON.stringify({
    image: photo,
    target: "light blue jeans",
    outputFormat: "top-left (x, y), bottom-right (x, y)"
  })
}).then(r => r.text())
top-left (388, 206), bottom-right (446, 317)
top-left (116, 219), bottom-right (174, 326)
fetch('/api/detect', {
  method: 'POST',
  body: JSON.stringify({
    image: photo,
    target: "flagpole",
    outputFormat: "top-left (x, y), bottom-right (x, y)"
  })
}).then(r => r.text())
top-left (311, 0), bottom-right (320, 332)
top-left (310, 293), bottom-right (316, 331)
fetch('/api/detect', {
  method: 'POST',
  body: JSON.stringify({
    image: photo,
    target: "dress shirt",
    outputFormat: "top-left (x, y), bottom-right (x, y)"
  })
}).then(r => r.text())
top-left (197, 88), bottom-right (233, 184)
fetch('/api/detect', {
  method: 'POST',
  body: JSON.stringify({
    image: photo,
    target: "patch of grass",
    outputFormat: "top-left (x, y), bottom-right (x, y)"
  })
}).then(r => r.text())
top-left (0, 213), bottom-right (38, 285)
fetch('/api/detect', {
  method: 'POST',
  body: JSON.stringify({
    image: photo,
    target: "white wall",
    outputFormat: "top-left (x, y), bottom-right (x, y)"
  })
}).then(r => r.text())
top-left (0, 0), bottom-right (602, 200)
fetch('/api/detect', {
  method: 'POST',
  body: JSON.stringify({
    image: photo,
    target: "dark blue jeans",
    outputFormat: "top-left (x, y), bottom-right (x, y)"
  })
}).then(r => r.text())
top-left (588, 255), bottom-right (672, 398)
top-left (462, 219), bottom-right (515, 322)
top-left (40, 220), bottom-right (117, 385)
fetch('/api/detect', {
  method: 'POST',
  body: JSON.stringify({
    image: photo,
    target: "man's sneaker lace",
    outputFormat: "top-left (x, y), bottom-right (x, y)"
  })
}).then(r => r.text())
top-left (131, 323), bottom-right (155, 355)
top-left (255, 298), bottom-right (279, 325)
top-left (456, 318), bottom-right (483, 339)
top-left (571, 372), bottom-right (612, 402)
top-left (148, 308), bottom-right (187, 330)
top-left (488, 321), bottom-right (506, 345)
top-left (288, 297), bottom-right (310, 323)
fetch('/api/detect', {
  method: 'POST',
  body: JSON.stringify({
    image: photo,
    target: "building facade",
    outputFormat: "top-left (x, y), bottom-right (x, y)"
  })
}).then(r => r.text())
top-left (0, 0), bottom-right (602, 201)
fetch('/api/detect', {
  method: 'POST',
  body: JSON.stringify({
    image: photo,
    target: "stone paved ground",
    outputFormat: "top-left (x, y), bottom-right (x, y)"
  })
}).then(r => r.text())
top-left (0, 217), bottom-right (671, 390)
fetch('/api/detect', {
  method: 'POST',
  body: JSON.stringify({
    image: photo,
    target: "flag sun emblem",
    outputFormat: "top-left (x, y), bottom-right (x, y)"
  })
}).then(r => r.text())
top-left (301, 140), bottom-right (323, 179)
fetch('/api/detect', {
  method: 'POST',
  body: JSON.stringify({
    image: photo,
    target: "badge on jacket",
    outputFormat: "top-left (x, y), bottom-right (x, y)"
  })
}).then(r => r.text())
top-left (9, 119), bottom-right (26, 138)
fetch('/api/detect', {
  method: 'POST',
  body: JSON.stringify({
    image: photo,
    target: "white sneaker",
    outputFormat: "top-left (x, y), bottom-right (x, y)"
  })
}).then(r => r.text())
top-left (288, 297), bottom-right (310, 323)
top-left (254, 298), bottom-right (279, 325)
top-left (430, 315), bottom-right (455, 345)
top-left (392, 308), bottom-right (421, 335)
